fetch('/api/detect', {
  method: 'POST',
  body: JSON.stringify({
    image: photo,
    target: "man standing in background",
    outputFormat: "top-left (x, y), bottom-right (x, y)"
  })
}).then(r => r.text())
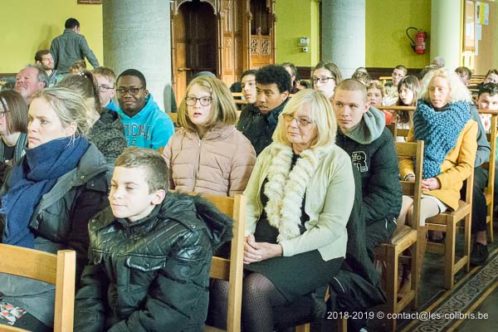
top-left (50, 18), bottom-right (99, 73)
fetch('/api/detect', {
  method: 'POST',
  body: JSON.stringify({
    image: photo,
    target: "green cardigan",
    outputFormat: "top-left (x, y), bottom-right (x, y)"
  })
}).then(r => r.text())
top-left (244, 143), bottom-right (355, 261)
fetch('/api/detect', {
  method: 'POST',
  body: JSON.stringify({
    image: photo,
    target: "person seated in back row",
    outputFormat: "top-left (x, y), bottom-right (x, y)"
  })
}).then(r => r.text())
top-left (333, 79), bottom-right (402, 259)
top-left (115, 69), bottom-right (175, 149)
top-left (237, 65), bottom-right (291, 155)
top-left (74, 147), bottom-right (232, 331)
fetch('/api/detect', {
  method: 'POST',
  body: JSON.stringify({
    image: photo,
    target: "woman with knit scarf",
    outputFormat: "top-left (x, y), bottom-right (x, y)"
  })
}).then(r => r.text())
top-left (209, 89), bottom-right (355, 331)
top-left (398, 68), bottom-right (478, 290)
top-left (0, 88), bottom-right (109, 331)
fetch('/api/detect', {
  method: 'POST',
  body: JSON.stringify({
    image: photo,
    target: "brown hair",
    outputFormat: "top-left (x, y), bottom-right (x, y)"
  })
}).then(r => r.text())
top-left (312, 61), bottom-right (343, 86)
top-left (178, 76), bottom-right (237, 132)
top-left (0, 90), bottom-right (28, 133)
top-left (57, 71), bottom-right (102, 115)
top-left (115, 147), bottom-right (169, 192)
top-left (34, 49), bottom-right (51, 63)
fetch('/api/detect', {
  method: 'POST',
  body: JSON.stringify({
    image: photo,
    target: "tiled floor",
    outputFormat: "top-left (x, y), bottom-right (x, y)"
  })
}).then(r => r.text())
top-left (314, 223), bottom-right (498, 332)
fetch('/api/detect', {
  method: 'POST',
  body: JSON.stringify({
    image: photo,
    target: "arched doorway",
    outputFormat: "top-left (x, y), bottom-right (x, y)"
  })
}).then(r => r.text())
top-left (172, 0), bottom-right (217, 103)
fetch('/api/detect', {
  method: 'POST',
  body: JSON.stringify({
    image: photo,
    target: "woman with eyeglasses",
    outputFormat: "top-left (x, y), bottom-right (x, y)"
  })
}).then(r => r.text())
top-left (209, 89), bottom-right (355, 331)
top-left (0, 90), bottom-right (28, 185)
top-left (162, 76), bottom-right (256, 196)
top-left (312, 61), bottom-right (342, 101)
top-left (0, 87), bottom-right (109, 331)
top-left (58, 71), bottom-right (127, 164)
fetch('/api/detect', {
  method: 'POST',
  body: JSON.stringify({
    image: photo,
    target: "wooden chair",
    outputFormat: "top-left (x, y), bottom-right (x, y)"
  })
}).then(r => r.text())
top-left (374, 140), bottom-right (424, 332)
top-left (0, 244), bottom-right (76, 332)
top-left (480, 109), bottom-right (497, 243)
top-left (377, 106), bottom-right (415, 141)
top-left (203, 194), bottom-right (246, 332)
top-left (425, 168), bottom-right (474, 289)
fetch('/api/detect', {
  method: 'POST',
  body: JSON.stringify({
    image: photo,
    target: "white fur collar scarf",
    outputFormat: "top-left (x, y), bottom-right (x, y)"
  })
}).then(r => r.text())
top-left (263, 143), bottom-right (330, 242)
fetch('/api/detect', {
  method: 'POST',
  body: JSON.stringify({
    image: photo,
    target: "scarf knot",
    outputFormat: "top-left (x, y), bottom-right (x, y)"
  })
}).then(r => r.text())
top-left (0, 136), bottom-right (90, 248)
top-left (413, 100), bottom-right (471, 179)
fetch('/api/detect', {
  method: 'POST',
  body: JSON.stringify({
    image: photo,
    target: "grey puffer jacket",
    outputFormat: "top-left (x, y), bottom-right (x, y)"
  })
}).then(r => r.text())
top-left (74, 192), bottom-right (233, 332)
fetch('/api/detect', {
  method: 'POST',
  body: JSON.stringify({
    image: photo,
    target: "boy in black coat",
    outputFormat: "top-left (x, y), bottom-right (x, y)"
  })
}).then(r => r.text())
top-left (75, 147), bottom-right (232, 331)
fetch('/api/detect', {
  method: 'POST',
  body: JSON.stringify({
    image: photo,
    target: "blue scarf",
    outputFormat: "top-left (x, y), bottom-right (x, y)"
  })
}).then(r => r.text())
top-left (413, 100), bottom-right (471, 179)
top-left (0, 136), bottom-right (90, 248)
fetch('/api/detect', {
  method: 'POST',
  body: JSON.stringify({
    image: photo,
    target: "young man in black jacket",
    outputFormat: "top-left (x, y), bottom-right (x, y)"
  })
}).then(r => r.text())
top-left (332, 79), bottom-right (402, 258)
top-left (74, 148), bottom-right (232, 331)
top-left (237, 65), bottom-right (291, 155)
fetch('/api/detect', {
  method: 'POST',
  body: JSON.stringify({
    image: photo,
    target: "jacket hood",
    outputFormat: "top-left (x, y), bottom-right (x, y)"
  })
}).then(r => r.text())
top-left (341, 107), bottom-right (385, 144)
top-left (159, 193), bottom-right (233, 250)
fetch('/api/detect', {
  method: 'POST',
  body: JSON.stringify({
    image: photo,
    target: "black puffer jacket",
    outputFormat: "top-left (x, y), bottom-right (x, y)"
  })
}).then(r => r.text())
top-left (237, 100), bottom-right (288, 155)
top-left (74, 192), bottom-right (232, 332)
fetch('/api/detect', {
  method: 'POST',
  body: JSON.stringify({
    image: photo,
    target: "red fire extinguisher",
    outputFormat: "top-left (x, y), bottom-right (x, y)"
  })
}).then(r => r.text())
top-left (406, 27), bottom-right (427, 55)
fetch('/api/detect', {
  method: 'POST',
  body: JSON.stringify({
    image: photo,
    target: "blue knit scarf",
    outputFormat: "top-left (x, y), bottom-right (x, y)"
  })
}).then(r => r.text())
top-left (413, 100), bottom-right (471, 179)
top-left (0, 136), bottom-right (89, 248)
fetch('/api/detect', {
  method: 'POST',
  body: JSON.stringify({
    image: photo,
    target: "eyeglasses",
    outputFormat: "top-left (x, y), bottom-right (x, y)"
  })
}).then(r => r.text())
top-left (185, 96), bottom-right (212, 106)
top-left (0, 111), bottom-right (9, 119)
top-left (312, 77), bottom-right (335, 84)
top-left (282, 114), bottom-right (313, 127)
top-left (116, 87), bottom-right (143, 95)
top-left (98, 85), bottom-right (115, 92)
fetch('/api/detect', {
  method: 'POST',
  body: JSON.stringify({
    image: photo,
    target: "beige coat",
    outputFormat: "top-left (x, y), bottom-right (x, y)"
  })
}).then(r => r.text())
top-left (162, 124), bottom-right (256, 196)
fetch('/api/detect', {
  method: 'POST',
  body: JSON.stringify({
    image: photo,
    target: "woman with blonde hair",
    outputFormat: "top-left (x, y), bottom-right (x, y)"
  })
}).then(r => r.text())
top-left (0, 87), bottom-right (109, 330)
top-left (400, 68), bottom-right (478, 241)
top-left (162, 75), bottom-right (256, 196)
top-left (210, 89), bottom-right (355, 331)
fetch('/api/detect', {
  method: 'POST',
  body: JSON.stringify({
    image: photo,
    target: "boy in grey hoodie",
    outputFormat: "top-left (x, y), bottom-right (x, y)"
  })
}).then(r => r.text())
top-left (332, 79), bottom-right (402, 258)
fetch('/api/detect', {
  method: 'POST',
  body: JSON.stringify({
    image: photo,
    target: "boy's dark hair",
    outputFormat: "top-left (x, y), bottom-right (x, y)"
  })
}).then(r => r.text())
top-left (255, 65), bottom-right (291, 93)
top-left (455, 66), bottom-right (472, 78)
top-left (34, 50), bottom-right (51, 63)
top-left (115, 147), bottom-right (169, 192)
top-left (117, 69), bottom-right (147, 88)
top-left (65, 18), bottom-right (80, 29)
top-left (241, 69), bottom-right (257, 80)
top-left (478, 83), bottom-right (498, 98)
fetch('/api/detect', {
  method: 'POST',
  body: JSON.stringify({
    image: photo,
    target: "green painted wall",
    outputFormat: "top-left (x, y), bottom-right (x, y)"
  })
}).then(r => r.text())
top-left (275, 0), bottom-right (320, 66)
top-left (0, 0), bottom-right (102, 73)
top-left (366, 0), bottom-right (431, 68)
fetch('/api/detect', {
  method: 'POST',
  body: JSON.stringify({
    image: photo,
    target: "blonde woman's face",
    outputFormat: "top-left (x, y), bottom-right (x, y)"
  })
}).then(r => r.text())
top-left (186, 84), bottom-right (213, 128)
top-left (283, 103), bottom-right (317, 149)
top-left (429, 76), bottom-right (451, 109)
top-left (27, 97), bottom-right (76, 148)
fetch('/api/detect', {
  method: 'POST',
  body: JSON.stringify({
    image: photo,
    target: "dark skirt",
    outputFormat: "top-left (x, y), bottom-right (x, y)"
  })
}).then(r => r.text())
top-left (245, 217), bottom-right (343, 302)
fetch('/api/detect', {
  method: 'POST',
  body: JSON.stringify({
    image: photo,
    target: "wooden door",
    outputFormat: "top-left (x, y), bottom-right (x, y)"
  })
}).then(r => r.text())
top-left (172, 1), bottom-right (217, 104)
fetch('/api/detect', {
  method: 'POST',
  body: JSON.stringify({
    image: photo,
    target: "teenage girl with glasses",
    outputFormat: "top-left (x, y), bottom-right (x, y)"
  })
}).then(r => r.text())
top-left (162, 76), bottom-right (256, 196)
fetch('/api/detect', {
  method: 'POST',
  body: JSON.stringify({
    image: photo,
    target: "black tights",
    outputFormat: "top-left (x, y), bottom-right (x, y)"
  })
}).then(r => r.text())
top-left (209, 273), bottom-right (312, 332)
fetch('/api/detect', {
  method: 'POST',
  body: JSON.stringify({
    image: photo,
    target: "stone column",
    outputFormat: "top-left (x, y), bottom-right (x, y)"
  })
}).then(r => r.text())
top-left (103, 0), bottom-right (173, 111)
top-left (430, 0), bottom-right (462, 70)
top-left (321, 0), bottom-right (366, 78)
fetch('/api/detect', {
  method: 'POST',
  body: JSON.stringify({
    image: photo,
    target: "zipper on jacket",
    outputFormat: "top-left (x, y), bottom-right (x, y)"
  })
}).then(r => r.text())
top-left (193, 138), bottom-right (202, 191)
